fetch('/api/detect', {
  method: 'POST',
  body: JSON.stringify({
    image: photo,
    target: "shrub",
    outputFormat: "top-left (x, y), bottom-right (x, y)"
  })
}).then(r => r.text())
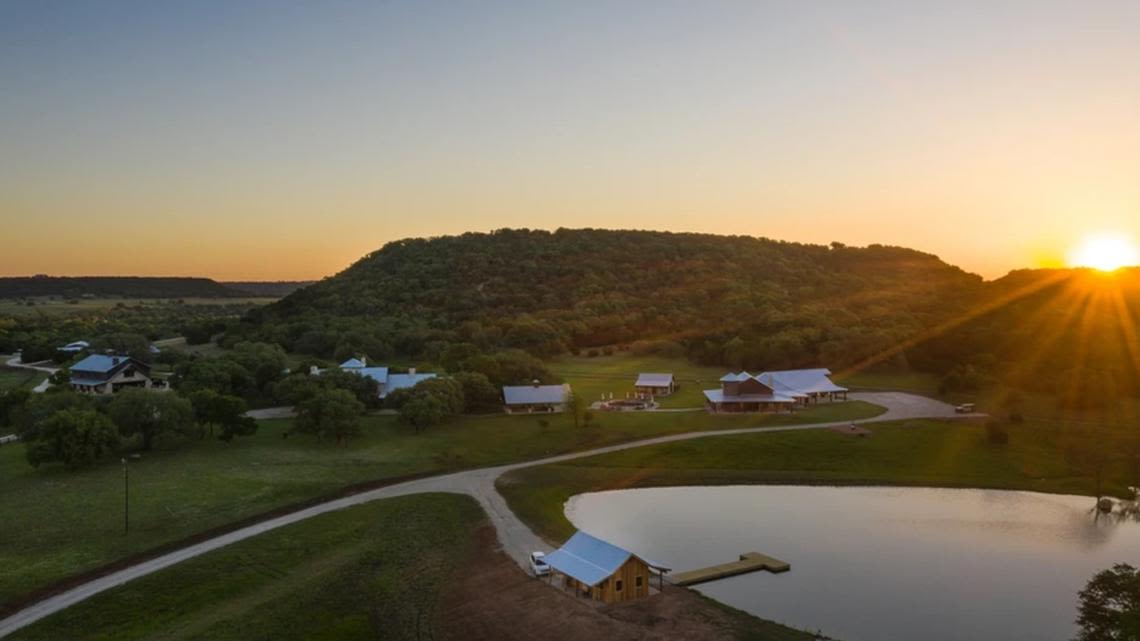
top-left (984, 420), bottom-right (1009, 445)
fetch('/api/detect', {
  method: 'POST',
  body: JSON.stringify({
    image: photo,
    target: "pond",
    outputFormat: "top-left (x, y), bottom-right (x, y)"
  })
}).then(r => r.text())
top-left (564, 485), bottom-right (1140, 641)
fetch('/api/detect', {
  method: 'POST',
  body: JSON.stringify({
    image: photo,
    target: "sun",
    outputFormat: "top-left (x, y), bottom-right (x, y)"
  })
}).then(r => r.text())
top-left (1066, 232), bottom-right (1139, 272)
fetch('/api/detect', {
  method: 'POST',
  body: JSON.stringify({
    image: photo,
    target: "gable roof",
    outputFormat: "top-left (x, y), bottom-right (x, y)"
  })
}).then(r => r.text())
top-left (757, 369), bottom-right (847, 394)
top-left (503, 383), bottom-right (569, 405)
top-left (385, 372), bottom-right (437, 395)
top-left (71, 354), bottom-right (141, 374)
top-left (339, 358), bottom-right (366, 369)
top-left (354, 366), bottom-right (389, 385)
top-left (635, 373), bottom-right (674, 387)
top-left (542, 531), bottom-right (669, 587)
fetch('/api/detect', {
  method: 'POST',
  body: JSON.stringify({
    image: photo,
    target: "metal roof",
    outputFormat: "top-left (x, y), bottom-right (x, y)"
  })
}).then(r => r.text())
top-left (635, 373), bottom-right (674, 387)
top-left (757, 369), bottom-right (847, 394)
top-left (503, 383), bottom-right (569, 405)
top-left (339, 358), bottom-right (366, 369)
top-left (71, 354), bottom-right (130, 374)
top-left (718, 371), bottom-right (754, 383)
top-left (384, 372), bottom-right (437, 395)
top-left (354, 366), bottom-right (389, 385)
top-left (542, 531), bottom-right (669, 587)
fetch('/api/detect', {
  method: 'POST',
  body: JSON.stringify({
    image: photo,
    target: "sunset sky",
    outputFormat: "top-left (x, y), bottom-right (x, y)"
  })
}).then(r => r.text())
top-left (2, 1), bottom-right (1138, 280)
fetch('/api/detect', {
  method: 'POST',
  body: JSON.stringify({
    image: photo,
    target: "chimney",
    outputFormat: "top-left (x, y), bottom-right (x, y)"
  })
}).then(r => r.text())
top-left (408, 367), bottom-right (416, 376)
top-left (532, 378), bottom-right (541, 388)
top-left (360, 356), bottom-right (367, 366)
top-left (310, 365), bottom-right (320, 375)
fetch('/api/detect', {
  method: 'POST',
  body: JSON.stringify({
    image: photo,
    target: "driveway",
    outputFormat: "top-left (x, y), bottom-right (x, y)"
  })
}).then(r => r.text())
top-left (3, 357), bottom-right (56, 394)
top-left (0, 392), bottom-right (972, 637)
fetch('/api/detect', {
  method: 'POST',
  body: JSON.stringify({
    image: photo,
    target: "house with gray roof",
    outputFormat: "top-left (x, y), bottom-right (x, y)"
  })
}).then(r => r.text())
top-left (332, 357), bottom-right (437, 398)
top-left (634, 372), bottom-right (675, 397)
top-left (70, 354), bottom-right (155, 395)
top-left (502, 382), bottom-right (570, 413)
top-left (543, 530), bottom-right (669, 603)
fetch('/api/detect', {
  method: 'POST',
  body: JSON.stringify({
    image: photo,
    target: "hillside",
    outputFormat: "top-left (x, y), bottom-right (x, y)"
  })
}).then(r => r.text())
top-left (228, 229), bottom-right (1140, 400)
top-left (233, 228), bottom-right (983, 366)
top-left (0, 276), bottom-right (242, 299)
top-left (222, 281), bottom-right (315, 297)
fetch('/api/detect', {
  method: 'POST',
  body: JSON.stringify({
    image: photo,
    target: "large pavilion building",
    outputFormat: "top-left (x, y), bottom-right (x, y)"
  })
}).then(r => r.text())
top-left (703, 368), bottom-right (847, 413)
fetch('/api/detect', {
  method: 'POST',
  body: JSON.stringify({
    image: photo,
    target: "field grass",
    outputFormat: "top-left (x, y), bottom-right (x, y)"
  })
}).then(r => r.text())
top-left (0, 367), bottom-right (45, 392)
top-left (550, 353), bottom-right (737, 408)
top-left (6, 494), bottom-right (485, 641)
top-left (497, 418), bottom-right (1138, 543)
top-left (0, 400), bottom-right (881, 609)
top-left (832, 369), bottom-right (942, 396)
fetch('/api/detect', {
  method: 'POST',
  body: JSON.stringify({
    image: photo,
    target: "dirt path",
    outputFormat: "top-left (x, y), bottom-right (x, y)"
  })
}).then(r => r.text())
top-left (0, 392), bottom-right (971, 637)
top-left (3, 357), bottom-right (56, 394)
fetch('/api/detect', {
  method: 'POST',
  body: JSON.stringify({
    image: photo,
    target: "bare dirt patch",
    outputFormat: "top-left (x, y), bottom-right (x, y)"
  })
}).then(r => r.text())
top-left (440, 523), bottom-right (800, 641)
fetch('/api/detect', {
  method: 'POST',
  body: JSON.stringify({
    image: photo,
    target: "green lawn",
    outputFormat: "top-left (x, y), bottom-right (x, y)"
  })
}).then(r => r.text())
top-left (0, 400), bottom-right (881, 610)
top-left (550, 353), bottom-right (736, 408)
top-left (7, 492), bottom-right (812, 641)
top-left (6, 494), bottom-right (484, 641)
top-left (0, 367), bottom-right (45, 391)
top-left (833, 369), bottom-right (942, 396)
top-left (498, 418), bottom-right (1138, 543)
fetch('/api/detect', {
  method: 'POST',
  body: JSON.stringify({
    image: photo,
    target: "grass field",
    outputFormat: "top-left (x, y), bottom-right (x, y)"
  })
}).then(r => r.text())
top-left (497, 418), bottom-right (1138, 543)
top-left (550, 353), bottom-right (745, 408)
top-left (7, 492), bottom-right (812, 641)
top-left (6, 494), bottom-right (485, 641)
top-left (0, 367), bottom-right (45, 391)
top-left (0, 400), bottom-right (881, 610)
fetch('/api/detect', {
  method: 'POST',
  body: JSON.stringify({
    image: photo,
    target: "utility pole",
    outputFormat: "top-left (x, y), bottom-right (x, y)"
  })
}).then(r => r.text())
top-left (121, 458), bottom-right (129, 534)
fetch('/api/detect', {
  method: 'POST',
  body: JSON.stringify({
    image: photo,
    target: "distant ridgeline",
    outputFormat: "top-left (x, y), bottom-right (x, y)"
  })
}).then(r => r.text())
top-left (229, 229), bottom-right (1140, 399)
top-left (221, 281), bottom-right (316, 297)
top-left (0, 276), bottom-right (245, 299)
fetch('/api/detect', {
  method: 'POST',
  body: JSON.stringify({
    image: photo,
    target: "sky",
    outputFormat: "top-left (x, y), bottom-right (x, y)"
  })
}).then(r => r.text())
top-left (2, 1), bottom-right (1138, 280)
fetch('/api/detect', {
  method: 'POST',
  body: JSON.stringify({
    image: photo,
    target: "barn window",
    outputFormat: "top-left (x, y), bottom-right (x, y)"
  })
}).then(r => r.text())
top-left (635, 575), bottom-right (643, 588)
top-left (615, 579), bottom-right (623, 592)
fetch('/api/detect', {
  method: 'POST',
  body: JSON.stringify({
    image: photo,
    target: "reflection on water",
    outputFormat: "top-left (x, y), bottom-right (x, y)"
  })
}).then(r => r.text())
top-left (564, 486), bottom-right (1140, 641)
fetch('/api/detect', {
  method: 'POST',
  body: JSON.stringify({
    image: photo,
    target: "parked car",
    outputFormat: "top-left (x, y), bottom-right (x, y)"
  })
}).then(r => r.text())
top-left (529, 551), bottom-right (550, 577)
top-left (955, 403), bottom-right (975, 414)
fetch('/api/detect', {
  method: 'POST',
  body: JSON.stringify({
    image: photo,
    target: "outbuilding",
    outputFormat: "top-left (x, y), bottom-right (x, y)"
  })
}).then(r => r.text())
top-left (502, 382), bottom-right (570, 413)
top-left (634, 373), bottom-right (675, 397)
top-left (542, 531), bottom-right (670, 603)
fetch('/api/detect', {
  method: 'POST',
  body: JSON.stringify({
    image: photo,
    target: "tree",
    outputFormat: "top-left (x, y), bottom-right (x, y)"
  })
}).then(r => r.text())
top-left (451, 371), bottom-right (500, 413)
top-left (273, 373), bottom-right (323, 406)
top-left (399, 394), bottom-right (448, 433)
top-left (566, 389), bottom-right (587, 429)
top-left (0, 388), bottom-right (31, 428)
top-left (218, 415), bottom-right (258, 442)
top-left (319, 368), bottom-right (382, 409)
top-left (175, 358), bottom-right (254, 397)
top-left (108, 389), bottom-right (197, 450)
top-left (188, 389), bottom-right (250, 439)
top-left (227, 342), bottom-right (289, 392)
top-left (294, 388), bottom-right (364, 446)
top-left (11, 391), bottom-right (91, 440)
top-left (1075, 564), bottom-right (1140, 641)
top-left (25, 409), bottom-right (119, 469)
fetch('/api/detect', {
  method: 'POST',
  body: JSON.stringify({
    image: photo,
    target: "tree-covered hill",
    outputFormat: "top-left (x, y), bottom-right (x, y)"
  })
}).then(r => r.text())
top-left (232, 229), bottom-right (983, 366)
top-left (0, 276), bottom-right (242, 299)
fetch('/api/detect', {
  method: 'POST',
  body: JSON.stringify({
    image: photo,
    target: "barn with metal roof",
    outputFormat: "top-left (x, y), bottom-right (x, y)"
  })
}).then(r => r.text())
top-left (542, 531), bottom-right (669, 603)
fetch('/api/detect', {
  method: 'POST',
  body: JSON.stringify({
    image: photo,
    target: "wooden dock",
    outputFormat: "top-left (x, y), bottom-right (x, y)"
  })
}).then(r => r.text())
top-left (670, 552), bottom-right (790, 586)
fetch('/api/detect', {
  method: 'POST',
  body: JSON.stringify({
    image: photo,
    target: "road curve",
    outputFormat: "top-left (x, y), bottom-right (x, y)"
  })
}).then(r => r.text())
top-left (0, 392), bottom-right (970, 637)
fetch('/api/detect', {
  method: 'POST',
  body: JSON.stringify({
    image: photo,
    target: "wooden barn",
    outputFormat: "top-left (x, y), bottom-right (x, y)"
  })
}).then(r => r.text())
top-left (542, 531), bottom-right (670, 603)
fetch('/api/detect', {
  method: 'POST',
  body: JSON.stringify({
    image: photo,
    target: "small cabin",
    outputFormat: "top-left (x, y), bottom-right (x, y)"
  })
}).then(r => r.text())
top-left (542, 531), bottom-right (670, 604)
top-left (634, 373), bottom-right (675, 397)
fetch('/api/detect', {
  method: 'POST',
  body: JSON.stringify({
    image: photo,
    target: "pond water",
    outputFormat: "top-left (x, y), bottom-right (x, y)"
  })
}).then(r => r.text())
top-left (564, 485), bottom-right (1140, 641)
